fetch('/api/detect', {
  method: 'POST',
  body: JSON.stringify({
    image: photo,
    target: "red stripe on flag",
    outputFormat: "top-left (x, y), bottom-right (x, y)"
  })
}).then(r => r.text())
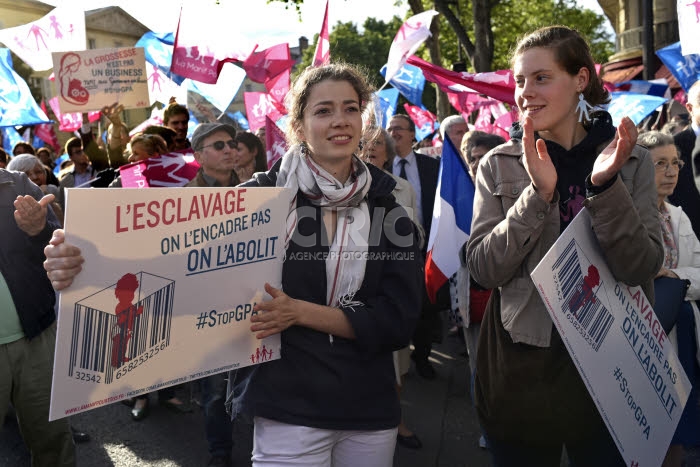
top-left (425, 250), bottom-right (448, 304)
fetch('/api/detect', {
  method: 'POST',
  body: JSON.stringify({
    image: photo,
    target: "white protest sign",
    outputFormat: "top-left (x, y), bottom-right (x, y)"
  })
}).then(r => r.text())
top-left (531, 209), bottom-right (691, 467)
top-left (52, 47), bottom-right (149, 113)
top-left (50, 187), bottom-right (291, 421)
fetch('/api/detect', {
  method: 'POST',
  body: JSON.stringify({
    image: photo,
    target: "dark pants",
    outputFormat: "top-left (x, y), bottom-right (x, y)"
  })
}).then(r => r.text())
top-left (200, 372), bottom-right (233, 458)
top-left (0, 323), bottom-right (75, 467)
top-left (412, 283), bottom-right (447, 361)
top-left (486, 430), bottom-right (625, 467)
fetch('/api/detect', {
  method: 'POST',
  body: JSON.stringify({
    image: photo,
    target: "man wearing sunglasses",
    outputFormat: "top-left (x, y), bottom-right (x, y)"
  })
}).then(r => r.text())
top-left (185, 122), bottom-right (241, 467)
top-left (188, 123), bottom-right (241, 189)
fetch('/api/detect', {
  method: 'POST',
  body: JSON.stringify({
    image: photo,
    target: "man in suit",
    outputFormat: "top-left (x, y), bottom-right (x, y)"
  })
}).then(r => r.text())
top-left (388, 114), bottom-right (440, 379)
top-left (671, 80), bottom-right (700, 238)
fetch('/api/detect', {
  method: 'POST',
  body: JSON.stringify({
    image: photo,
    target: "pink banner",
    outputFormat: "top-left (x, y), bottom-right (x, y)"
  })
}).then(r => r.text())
top-left (408, 56), bottom-right (516, 105)
top-left (119, 151), bottom-right (199, 188)
top-left (243, 43), bottom-right (296, 84)
top-left (265, 116), bottom-right (288, 169)
top-left (312, 0), bottom-right (330, 67)
top-left (244, 92), bottom-right (286, 132)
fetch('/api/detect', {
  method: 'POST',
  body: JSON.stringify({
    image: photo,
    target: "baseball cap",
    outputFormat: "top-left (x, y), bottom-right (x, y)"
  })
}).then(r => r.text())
top-left (191, 123), bottom-right (237, 151)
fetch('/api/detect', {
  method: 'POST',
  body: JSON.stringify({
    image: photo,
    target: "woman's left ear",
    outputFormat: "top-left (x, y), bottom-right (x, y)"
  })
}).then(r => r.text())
top-left (576, 67), bottom-right (590, 93)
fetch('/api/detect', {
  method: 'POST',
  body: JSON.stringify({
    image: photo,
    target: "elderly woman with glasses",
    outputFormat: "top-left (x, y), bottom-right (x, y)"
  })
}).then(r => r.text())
top-left (638, 130), bottom-right (700, 467)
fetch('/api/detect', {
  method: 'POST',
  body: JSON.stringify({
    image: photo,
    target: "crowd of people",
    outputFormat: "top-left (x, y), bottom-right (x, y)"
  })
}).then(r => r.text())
top-left (1, 24), bottom-right (699, 467)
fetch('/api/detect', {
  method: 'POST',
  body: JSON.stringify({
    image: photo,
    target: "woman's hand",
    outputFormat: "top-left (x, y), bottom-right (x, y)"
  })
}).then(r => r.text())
top-left (250, 283), bottom-right (300, 339)
top-left (44, 229), bottom-right (84, 290)
top-left (14, 194), bottom-right (54, 236)
top-left (656, 267), bottom-right (680, 279)
top-left (591, 116), bottom-right (637, 186)
top-left (522, 117), bottom-right (557, 203)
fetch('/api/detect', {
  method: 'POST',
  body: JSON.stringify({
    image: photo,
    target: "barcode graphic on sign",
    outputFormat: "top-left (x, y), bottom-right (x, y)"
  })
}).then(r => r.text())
top-left (69, 273), bottom-right (175, 384)
top-left (552, 239), bottom-right (613, 351)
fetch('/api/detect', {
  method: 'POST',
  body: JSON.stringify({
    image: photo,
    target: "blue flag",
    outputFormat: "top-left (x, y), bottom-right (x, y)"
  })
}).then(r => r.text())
top-left (2, 127), bottom-right (24, 154)
top-left (227, 111), bottom-right (249, 130)
top-left (656, 42), bottom-right (700, 92)
top-left (32, 135), bottom-right (44, 149)
top-left (374, 88), bottom-right (399, 129)
top-left (415, 120), bottom-right (439, 143)
top-left (607, 92), bottom-right (668, 126)
top-left (0, 49), bottom-right (51, 128)
top-left (135, 32), bottom-right (186, 86)
top-left (381, 63), bottom-right (426, 109)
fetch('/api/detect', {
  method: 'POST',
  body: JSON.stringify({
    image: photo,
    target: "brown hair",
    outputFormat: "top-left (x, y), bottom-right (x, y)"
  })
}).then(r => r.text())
top-left (163, 100), bottom-right (189, 125)
top-left (129, 133), bottom-right (168, 157)
top-left (64, 137), bottom-right (82, 158)
top-left (285, 63), bottom-right (374, 145)
top-left (143, 125), bottom-right (177, 150)
top-left (512, 26), bottom-right (609, 106)
top-left (12, 141), bottom-right (35, 156)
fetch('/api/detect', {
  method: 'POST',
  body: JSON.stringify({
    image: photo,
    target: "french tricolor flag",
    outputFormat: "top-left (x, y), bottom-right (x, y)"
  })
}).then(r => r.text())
top-left (425, 136), bottom-right (474, 302)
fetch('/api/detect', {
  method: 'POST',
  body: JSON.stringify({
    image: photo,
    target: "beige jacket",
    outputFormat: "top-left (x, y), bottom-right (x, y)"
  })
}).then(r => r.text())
top-left (467, 139), bottom-right (663, 347)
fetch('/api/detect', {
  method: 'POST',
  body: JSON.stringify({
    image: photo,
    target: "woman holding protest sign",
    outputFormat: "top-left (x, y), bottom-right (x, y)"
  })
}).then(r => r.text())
top-left (44, 62), bottom-right (422, 466)
top-left (466, 26), bottom-right (663, 466)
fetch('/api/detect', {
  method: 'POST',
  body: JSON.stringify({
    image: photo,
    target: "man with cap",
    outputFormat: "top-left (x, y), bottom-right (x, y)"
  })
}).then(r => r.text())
top-left (186, 122), bottom-right (240, 467)
top-left (188, 123), bottom-right (241, 189)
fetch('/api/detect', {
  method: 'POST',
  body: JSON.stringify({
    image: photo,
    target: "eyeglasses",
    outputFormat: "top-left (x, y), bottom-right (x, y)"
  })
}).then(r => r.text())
top-left (199, 140), bottom-right (237, 151)
top-left (654, 159), bottom-right (685, 172)
top-left (387, 126), bottom-right (411, 133)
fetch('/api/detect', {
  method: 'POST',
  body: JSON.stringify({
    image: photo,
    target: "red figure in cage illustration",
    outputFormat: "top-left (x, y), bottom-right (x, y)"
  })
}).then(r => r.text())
top-left (111, 273), bottom-right (144, 368)
top-left (567, 264), bottom-right (600, 317)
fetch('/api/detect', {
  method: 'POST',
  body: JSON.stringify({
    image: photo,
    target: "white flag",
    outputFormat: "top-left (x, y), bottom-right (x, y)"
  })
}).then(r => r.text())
top-left (678, 0), bottom-right (700, 55)
top-left (0, 6), bottom-right (86, 71)
top-left (384, 10), bottom-right (438, 83)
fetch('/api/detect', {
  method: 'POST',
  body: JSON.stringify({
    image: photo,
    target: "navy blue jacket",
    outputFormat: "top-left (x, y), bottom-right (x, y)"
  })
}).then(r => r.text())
top-left (0, 170), bottom-right (61, 340)
top-left (240, 161), bottom-right (422, 430)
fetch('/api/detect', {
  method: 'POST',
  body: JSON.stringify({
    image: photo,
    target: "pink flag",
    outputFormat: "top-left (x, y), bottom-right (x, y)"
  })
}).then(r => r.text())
top-left (35, 100), bottom-right (61, 152)
top-left (243, 43), bottom-right (296, 84)
top-left (48, 96), bottom-right (81, 132)
top-left (265, 116), bottom-right (288, 169)
top-left (403, 103), bottom-right (437, 132)
top-left (266, 69), bottom-right (290, 107)
top-left (312, 0), bottom-right (330, 67)
top-left (171, 5), bottom-right (257, 84)
top-left (384, 10), bottom-right (438, 83)
top-left (407, 56), bottom-right (516, 105)
top-left (244, 92), bottom-right (286, 132)
top-left (119, 152), bottom-right (200, 188)
top-left (0, 6), bottom-right (86, 71)
top-left (48, 97), bottom-right (100, 132)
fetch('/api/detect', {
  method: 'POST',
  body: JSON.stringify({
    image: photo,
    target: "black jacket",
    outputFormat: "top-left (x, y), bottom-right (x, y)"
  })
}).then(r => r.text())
top-left (0, 170), bottom-right (61, 340)
top-left (240, 161), bottom-right (423, 430)
top-left (671, 127), bottom-right (700, 238)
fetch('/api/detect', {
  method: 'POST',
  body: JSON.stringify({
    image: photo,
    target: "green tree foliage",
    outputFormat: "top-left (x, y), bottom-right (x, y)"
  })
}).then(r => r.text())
top-left (425, 0), bottom-right (614, 71)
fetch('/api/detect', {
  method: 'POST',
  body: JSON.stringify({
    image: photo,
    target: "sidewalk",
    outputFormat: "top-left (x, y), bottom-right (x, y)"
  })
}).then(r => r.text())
top-left (395, 325), bottom-right (490, 467)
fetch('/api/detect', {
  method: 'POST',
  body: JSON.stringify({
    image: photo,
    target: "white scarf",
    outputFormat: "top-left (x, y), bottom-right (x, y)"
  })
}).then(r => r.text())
top-left (276, 144), bottom-right (372, 309)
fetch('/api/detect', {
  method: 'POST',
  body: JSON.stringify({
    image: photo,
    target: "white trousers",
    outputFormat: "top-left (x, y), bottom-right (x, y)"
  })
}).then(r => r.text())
top-left (252, 416), bottom-right (398, 467)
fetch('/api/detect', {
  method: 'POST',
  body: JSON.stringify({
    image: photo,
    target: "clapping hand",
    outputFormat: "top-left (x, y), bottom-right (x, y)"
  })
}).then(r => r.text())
top-left (522, 117), bottom-right (557, 203)
top-left (591, 116), bottom-right (637, 186)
